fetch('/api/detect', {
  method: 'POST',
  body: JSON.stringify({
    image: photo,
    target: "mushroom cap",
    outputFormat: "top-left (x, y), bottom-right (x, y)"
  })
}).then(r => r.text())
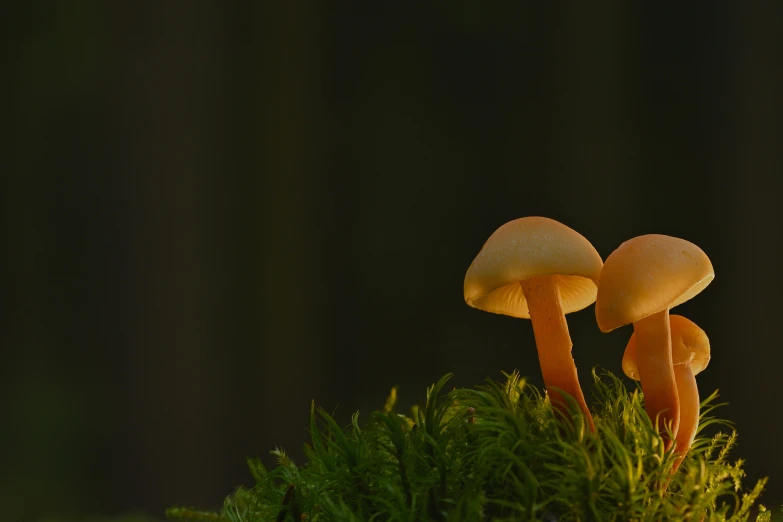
top-left (595, 234), bottom-right (714, 332)
top-left (622, 315), bottom-right (711, 380)
top-left (463, 216), bottom-right (603, 319)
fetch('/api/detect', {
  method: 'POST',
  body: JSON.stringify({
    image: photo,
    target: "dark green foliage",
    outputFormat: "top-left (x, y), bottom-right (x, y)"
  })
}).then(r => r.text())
top-left (40, 513), bottom-right (163, 522)
top-left (167, 371), bottom-right (772, 521)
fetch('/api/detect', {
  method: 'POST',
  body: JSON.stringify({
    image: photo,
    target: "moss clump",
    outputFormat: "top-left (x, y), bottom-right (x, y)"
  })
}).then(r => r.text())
top-left (167, 370), bottom-right (771, 521)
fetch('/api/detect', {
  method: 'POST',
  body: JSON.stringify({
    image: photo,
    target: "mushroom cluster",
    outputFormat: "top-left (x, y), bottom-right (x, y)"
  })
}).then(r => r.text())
top-left (596, 234), bottom-right (714, 450)
top-left (464, 218), bottom-right (714, 467)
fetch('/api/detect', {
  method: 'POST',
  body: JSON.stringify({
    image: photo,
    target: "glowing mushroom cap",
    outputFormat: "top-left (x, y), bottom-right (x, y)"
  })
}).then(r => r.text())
top-left (595, 234), bottom-right (714, 333)
top-left (463, 216), bottom-right (603, 319)
top-left (623, 315), bottom-right (711, 380)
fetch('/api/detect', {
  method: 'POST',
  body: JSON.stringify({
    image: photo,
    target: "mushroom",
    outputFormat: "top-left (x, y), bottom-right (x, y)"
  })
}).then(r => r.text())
top-left (623, 315), bottom-right (710, 471)
top-left (595, 235), bottom-right (713, 447)
top-left (464, 216), bottom-right (603, 431)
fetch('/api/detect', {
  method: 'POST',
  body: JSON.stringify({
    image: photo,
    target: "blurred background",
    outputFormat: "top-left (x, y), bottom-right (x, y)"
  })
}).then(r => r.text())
top-left (5, 2), bottom-right (782, 521)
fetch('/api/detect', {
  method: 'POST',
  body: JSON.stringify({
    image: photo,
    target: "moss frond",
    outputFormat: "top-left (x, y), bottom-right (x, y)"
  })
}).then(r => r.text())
top-left (168, 370), bottom-right (769, 522)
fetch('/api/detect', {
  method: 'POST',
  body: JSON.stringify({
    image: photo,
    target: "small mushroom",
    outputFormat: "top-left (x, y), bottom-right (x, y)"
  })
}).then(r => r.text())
top-left (464, 217), bottom-right (603, 431)
top-left (595, 235), bottom-right (713, 448)
top-left (623, 315), bottom-right (710, 471)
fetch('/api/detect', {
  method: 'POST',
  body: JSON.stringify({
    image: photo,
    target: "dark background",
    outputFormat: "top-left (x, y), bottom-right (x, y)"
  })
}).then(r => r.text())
top-left (5, 2), bottom-right (782, 521)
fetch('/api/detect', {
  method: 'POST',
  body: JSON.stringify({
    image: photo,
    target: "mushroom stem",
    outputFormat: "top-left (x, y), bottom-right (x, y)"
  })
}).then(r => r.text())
top-left (520, 276), bottom-right (595, 432)
top-left (672, 363), bottom-right (699, 472)
top-left (634, 309), bottom-right (680, 448)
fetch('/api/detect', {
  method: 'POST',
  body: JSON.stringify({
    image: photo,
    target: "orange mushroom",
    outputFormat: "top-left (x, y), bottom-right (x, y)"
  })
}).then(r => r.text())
top-left (595, 235), bottom-right (713, 448)
top-left (624, 315), bottom-right (710, 471)
top-left (464, 217), bottom-right (603, 431)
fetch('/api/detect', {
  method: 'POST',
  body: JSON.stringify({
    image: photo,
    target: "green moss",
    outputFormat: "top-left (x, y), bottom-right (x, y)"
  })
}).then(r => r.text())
top-left (168, 370), bottom-right (773, 521)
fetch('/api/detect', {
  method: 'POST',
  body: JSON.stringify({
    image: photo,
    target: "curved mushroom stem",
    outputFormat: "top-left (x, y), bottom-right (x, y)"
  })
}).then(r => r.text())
top-left (521, 276), bottom-right (595, 432)
top-left (672, 363), bottom-right (699, 472)
top-left (634, 309), bottom-right (680, 449)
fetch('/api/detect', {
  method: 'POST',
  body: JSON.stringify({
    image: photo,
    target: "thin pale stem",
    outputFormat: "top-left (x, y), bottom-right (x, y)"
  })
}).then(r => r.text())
top-left (634, 309), bottom-right (680, 449)
top-left (672, 363), bottom-right (699, 472)
top-left (521, 276), bottom-right (595, 432)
